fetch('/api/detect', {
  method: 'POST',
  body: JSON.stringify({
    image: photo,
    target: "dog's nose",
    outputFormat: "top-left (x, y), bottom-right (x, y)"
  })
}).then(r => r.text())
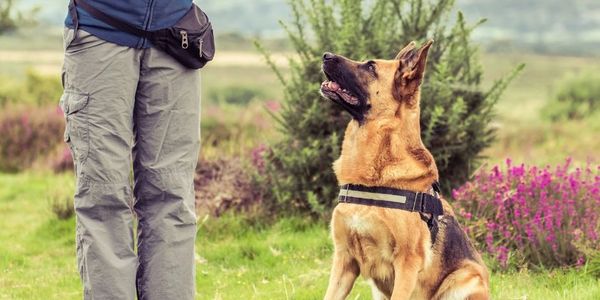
top-left (323, 52), bottom-right (336, 61)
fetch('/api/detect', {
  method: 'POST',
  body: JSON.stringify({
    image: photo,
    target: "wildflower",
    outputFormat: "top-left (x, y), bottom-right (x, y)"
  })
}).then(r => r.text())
top-left (453, 158), bottom-right (600, 269)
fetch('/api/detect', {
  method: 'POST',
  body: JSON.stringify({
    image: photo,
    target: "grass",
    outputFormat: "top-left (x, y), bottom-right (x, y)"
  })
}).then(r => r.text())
top-left (477, 52), bottom-right (600, 165)
top-left (0, 29), bottom-right (63, 51)
top-left (482, 114), bottom-right (600, 166)
top-left (0, 173), bottom-right (80, 300)
top-left (1, 173), bottom-right (599, 299)
top-left (202, 64), bottom-right (284, 103)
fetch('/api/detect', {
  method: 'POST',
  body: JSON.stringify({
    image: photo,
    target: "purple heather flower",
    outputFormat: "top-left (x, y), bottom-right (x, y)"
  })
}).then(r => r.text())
top-left (452, 158), bottom-right (600, 269)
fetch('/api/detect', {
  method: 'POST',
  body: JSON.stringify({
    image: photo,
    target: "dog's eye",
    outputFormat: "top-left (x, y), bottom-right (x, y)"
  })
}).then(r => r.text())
top-left (365, 61), bottom-right (376, 74)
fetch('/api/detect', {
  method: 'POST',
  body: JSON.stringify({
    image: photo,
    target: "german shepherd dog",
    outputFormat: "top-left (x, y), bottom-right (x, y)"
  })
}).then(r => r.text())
top-left (320, 41), bottom-right (490, 300)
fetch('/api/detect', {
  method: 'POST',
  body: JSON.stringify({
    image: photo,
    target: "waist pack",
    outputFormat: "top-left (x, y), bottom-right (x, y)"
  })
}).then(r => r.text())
top-left (69, 0), bottom-right (215, 69)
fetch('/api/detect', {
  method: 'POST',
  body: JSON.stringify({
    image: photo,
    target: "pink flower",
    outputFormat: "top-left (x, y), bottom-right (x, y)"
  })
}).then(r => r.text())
top-left (265, 100), bottom-right (281, 112)
top-left (250, 144), bottom-right (269, 173)
top-left (452, 158), bottom-right (600, 269)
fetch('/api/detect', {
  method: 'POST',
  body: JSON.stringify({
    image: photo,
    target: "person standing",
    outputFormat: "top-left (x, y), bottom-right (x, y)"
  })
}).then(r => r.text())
top-left (61, 1), bottom-right (208, 299)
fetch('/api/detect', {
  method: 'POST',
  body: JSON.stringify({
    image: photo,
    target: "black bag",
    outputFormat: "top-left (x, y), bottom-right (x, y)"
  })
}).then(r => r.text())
top-left (70, 0), bottom-right (215, 69)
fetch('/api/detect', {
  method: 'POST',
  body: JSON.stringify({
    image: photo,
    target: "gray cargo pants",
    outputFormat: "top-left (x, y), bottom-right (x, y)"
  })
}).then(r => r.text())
top-left (60, 29), bottom-right (200, 300)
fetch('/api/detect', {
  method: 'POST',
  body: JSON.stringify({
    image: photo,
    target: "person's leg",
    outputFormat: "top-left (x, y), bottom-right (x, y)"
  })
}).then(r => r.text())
top-left (133, 47), bottom-right (201, 300)
top-left (61, 29), bottom-right (141, 300)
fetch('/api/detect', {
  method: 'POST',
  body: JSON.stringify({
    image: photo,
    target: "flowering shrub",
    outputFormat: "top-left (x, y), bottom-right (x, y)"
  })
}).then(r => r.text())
top-left (453, 159), bottom-right (600, 269)
top-left (0, 105), bottom-right (65, 172)
top-left (250, 144), bottom-right (268, 174)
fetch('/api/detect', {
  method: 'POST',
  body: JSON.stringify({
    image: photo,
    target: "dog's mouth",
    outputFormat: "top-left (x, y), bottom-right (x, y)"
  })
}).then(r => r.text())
top-left (320, 80), bottom-right (360, 106)
top-left (320, 56), bottom-right (370, 122)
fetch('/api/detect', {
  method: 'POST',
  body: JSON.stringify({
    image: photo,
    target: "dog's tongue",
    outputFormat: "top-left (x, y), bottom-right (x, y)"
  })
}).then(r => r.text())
top-left (328, 81), bottom-right (340, 91)
top-left (322, 81), bottom-right (359, 105)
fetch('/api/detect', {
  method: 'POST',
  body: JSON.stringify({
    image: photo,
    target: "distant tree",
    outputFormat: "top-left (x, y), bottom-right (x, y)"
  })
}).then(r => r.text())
top-left (257, 0), bottom-right (523, 216)
top-left (0, 0), bottom-right (19, 34)
top-left (0, 0), bottom-right (37, 35)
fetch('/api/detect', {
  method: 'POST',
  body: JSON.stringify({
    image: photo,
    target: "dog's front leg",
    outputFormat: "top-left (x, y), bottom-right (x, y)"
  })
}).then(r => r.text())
top-left (390, 257), bottom-right (420, 300)
top-left (323, 250), bottom-right (359, 300)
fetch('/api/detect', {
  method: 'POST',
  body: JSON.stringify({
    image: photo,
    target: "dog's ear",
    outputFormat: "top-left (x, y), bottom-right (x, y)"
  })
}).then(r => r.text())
top-left (394, 41), bottom-right (417, 60)
top-left (393, 40), bottom-right (433, 102)
top-left (397, 40), bottom-right (433, 81)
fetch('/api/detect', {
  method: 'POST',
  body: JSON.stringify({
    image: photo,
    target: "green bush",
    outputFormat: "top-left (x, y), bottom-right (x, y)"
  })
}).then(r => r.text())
top-left (49, 192), bottom-right (74, 220)
top-left (46, 180), bottom-right (75, 220)
top-left (257, 0), bottom-right (522, 216)
top-left (543, 72), bottom-right (600, 121)
top-left (0, 105), bottom-right (65, 172)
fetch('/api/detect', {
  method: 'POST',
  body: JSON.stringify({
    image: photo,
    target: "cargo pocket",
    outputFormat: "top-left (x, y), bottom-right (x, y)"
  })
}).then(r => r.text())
top-left (60, 91), bottom-right (90, 165)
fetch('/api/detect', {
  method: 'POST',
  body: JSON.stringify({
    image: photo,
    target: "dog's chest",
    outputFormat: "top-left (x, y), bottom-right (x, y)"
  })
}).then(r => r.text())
top-left (346, 214), bottom-right (371, 233)
top-left (342, 212), bottom-right (396, 263)
top-left (338, 208), bottom-right (435, 289)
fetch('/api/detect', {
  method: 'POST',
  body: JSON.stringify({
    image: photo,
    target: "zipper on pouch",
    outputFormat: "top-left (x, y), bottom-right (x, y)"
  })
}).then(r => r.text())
top-left (180, 30), bottom-right (189, 49)
top-left (198, 38), bottom-right (203, 57)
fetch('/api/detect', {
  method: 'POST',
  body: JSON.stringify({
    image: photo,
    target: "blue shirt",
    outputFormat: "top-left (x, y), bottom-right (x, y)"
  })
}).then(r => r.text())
top-left (65, 0), bottom-right (194, 48)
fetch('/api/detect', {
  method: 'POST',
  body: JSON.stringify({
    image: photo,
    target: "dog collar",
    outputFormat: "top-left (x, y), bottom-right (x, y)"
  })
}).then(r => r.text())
top-left (338, 183), bottom-right (444, 216)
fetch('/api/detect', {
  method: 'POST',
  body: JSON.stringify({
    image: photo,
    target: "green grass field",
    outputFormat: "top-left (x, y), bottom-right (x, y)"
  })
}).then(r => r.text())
top-left (1, 173), bottom-right (599, 300)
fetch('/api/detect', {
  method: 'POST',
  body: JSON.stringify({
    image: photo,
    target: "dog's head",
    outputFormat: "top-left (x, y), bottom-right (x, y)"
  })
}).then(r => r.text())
top-left (320, 40), bottom-right (433, 123)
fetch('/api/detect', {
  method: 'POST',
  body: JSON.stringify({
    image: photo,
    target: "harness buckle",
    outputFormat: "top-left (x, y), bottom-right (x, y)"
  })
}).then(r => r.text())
top-left (343, 184), bottom-right (350, 202)
top-left (411, 192), bottom-right (420, 212)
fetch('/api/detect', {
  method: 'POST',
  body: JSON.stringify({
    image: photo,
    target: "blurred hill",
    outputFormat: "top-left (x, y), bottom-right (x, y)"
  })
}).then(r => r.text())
top-left (12, 0), bottom-right (600, 54)
top-left (460, 0), bottom-right (600, 41)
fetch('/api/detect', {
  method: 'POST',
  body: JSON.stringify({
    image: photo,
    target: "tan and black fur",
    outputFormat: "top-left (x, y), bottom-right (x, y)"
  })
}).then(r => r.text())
top-left (320, 41), bottom-right (489, 300)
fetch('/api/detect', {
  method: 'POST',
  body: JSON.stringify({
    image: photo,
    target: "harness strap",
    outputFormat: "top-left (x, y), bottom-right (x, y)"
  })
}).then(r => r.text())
top-left (425, 213), bottom-right (440, 244)
top-left (338, 183), bottom-right (444, 243)
top-left (338, 183), bottom-right (444, 216)
top-left (432, 181), bottom-right (442, 194)
top-left (68, 0), bottom-right (79, 39)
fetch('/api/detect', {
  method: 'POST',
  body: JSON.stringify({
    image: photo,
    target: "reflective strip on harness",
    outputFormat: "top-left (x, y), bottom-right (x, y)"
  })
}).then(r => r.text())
top-left (339, 189), bottom-right (407, 204)
top-left (338, 183), bottom-right (444, 244)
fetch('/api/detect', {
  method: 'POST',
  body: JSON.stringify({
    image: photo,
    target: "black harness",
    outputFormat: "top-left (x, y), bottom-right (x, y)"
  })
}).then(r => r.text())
top-left (338, 182), bottom-right (444, 242)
